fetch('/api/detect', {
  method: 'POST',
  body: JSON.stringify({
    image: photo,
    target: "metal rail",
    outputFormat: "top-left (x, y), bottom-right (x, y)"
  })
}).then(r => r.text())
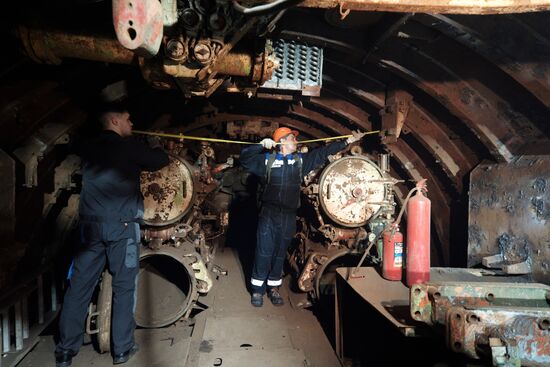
top-left (0, 268), bottom-right (63, 367)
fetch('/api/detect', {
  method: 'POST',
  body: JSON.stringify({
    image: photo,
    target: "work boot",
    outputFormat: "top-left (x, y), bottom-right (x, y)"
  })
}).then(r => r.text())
top-left (251, 292), bottom-right (263, 307)
top-left (55, 349), bottom-right (76, 367)
top-left (267, 288), bottom-right (284, 306)
top-left (113, 343), bottom-right (139, 365)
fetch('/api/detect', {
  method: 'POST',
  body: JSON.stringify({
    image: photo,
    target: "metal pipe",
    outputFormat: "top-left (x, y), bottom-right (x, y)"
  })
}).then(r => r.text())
top-left (164, 52), bottom-right (271, 80)
top-left (216, 52), bottom-right (254, 77)
top-left (15, 302), bottom-right (23, 351)
top-left (17, 28), bottom-right (274, 83)
top-left (232, 0), bottom-right (302, 15)
top-left (17, 26), bottom-right (136, 65)
top-left (22, 298), bottom-right (29, 339)
top-left (37, 275), bottom-right (44, 324)
top-left (2, 310), bottom-right (10, 353)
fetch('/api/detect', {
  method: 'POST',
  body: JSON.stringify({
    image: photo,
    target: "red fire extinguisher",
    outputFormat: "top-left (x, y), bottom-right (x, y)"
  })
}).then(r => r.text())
top-left (382, 224), bottom-right (403, 281)
top-left (405, 179), bottom-right (431, 287)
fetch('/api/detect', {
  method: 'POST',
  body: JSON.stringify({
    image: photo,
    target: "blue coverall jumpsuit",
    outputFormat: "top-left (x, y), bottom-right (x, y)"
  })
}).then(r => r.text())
top-left (240, 140), bottom-right (347, 294)
top-left (56, 130), bottom-right (169, 356)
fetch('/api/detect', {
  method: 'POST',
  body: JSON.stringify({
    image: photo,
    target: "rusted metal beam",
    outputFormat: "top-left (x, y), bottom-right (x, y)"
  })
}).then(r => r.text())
top-left (181, 112), bottom-right (330, 140)
top-left (306, 94), bottom-right (372, 129)
top-left (294, 0), bottom-right (550, 14)
top-left (414, 14), bottom-right (550, 109)
top-left (362, 14), bottom-right (413, 63)
top-left (17, 27), bottom-right (137, 65)
top-left (322, 74), bottom-right (475, 191)
top-left (288, 104), bottom-right (350, 135)
top-left (273, 30), bottom-right (479, 189)
top-left (374, 21), bottom-right (549, 159)
top-left (0, 81), bottom-right (71, 151)
top-left (377, 48), bottom-right (525, 162)
top-left (282, 16), bottom-right (532, 163)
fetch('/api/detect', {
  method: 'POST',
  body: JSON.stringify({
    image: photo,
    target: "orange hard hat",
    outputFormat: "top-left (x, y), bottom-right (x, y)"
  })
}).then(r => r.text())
top-left (272, 127), bottom-right (299, 142)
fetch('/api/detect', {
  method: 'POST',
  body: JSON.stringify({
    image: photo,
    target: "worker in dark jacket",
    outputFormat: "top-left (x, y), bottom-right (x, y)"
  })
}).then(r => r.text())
top-left (240, 127), bottom-right (366, 307)
top-left (55, 107), bottom-right (169, 367)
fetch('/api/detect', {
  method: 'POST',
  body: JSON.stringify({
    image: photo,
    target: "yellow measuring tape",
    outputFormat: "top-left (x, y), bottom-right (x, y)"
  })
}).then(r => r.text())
top-left (132, 129), bottom-right (380, 145)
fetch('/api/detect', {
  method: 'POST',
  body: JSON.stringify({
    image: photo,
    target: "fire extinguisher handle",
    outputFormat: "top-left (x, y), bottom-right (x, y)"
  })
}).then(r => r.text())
top-left (416, 178), bottom-right (428, 192)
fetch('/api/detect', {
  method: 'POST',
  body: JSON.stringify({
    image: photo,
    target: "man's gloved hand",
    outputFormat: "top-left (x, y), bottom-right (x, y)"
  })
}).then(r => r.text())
top-left (346, 130), bottom-right (367, 144)
top-left (147, 135), bottom-right (162, 149)
top-left (260, 138), bottom-right (276, 150)
top-left (225, 157), bottom-right (234, 167)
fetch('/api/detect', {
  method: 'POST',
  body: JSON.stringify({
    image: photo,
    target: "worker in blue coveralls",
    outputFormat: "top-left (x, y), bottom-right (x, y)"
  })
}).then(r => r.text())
top-left (240, 127), bottom-right (367, 307)
top-left (55, 106), bottom-right (169, 367)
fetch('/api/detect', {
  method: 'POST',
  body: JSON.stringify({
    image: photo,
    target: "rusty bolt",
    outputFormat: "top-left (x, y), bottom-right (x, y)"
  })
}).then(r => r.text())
top-left (182, 8), bottom-right (200, 28)
top-left (193, 43), bottom-right (212, 65)
top-left (166, 39), bottom-right (186, 61)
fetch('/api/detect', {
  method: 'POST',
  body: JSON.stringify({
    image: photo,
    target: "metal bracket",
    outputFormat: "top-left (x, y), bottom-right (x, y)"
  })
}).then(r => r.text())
top-left (379, 90), bottom-right (412, 144)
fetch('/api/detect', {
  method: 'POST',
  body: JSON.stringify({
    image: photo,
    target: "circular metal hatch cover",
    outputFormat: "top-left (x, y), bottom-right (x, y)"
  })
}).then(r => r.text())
top-left (319, 155), bottom-right (385, 227)
top-left (140, 155), bottom-right (195, 226)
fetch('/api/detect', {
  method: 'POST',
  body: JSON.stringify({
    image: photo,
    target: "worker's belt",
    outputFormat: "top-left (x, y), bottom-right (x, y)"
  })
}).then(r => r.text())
top-left (79, 214), bottom-right (141, 223)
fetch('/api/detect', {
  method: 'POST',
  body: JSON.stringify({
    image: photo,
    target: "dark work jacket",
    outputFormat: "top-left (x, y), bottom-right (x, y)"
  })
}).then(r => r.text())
top-left (76, 130), bottom-right (169, 222)
top-left (239, 141), bottom-right (347, 211)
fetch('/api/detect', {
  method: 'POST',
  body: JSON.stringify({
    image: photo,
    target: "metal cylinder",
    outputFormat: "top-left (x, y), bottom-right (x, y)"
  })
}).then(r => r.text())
top-left (379, 153), bottom-right (390, 173)
top-left (135, 247), bottom-right (198, 328)
top-left (216, 52), bottom-right (254, 77)
top-left (17, 26), bottom-right (136, 65)
top-left (382, 226), bottom-right (403, 281)
top-left (406, 188), bottom-right (431, 287)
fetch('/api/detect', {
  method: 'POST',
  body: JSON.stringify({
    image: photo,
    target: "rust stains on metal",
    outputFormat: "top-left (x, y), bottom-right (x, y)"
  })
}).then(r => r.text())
top-left (141, 156), bottom-right (196, 226)
top-left (17, 27), bottom-right (137, 65)
top-left (112, 0), bottom-right (163, 57)
top-left (468, 156), bottom-right (550, 283)
top-left (318, 155), bottom-right (385, 226)
top-left (294, 0), bottom-right (550, 14)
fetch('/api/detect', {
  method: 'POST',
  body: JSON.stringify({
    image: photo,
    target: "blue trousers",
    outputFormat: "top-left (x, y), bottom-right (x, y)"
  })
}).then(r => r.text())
top-left (251, 206), bottom-right (296, 294)
top-left (56, 221), bottom-right (140, 355)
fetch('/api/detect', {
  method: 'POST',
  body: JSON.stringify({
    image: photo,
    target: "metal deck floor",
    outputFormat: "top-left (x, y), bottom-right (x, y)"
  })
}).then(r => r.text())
top-left (15, 247), bottom-right (341, 367)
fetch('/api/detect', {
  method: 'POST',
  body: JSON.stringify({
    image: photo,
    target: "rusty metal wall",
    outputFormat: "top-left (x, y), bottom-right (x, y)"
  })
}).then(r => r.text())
top-left (468, 156), bottom-right (550, 284)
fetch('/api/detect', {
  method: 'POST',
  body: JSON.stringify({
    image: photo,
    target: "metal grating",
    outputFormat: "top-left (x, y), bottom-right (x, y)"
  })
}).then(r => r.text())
top-left (261, 39), bottom-right (323, 96)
